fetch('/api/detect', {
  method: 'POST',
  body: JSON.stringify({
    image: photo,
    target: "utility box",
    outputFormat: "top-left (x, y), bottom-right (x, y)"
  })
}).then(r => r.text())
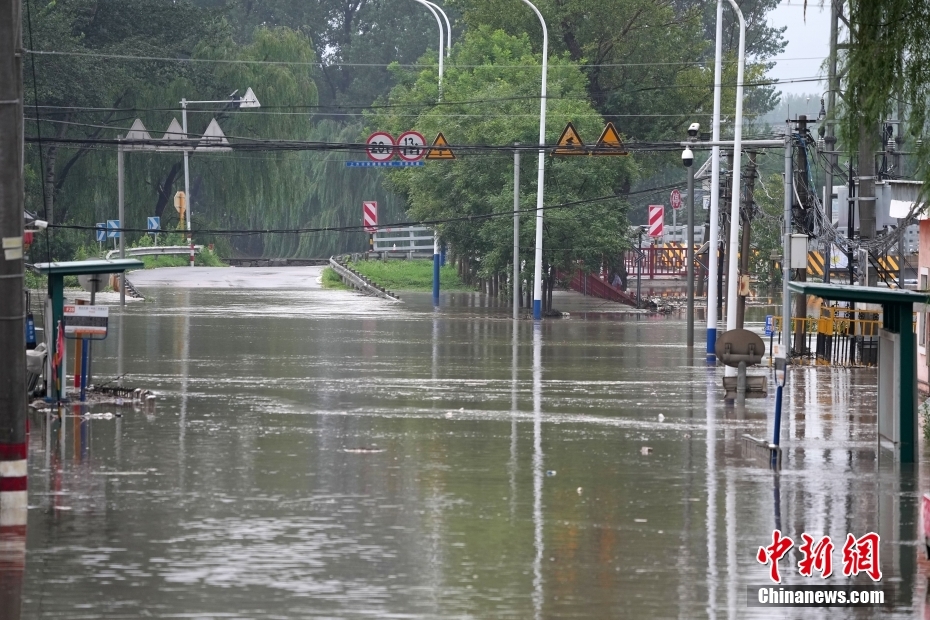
top-left (790, 234), bottom-right (809, 269)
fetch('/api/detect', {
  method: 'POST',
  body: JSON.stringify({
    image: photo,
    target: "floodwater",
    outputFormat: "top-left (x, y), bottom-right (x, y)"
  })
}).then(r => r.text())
top-left (7, 266), bottom-right (928, 618)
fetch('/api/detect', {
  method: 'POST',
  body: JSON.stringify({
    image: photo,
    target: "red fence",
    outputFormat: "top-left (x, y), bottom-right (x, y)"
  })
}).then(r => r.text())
top-left (559, 269), bottom-right (638, 307)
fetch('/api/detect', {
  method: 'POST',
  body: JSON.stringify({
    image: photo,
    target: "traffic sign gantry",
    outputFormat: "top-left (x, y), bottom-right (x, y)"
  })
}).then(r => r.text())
top-left (363, 201), bottom-right (378, 233)
top-left (397, 131), bottom-right (426, 161)
top-left (366, 132), bottom-right (395, 162)
top-left (648, 205), bottom-right (664, 238)
top-left (670, 189), bottom-right (682, 210)
top-left (426, 132), bottom-right (455, 160)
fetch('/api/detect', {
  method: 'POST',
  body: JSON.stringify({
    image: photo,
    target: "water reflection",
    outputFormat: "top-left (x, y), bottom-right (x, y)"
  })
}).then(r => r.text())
top-left (10, 281), bottom-right (923, 618)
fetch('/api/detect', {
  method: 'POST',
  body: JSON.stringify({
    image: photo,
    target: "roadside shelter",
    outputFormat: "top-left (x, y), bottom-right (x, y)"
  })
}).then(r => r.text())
top-left (789, 282), bottom-right (928, 463)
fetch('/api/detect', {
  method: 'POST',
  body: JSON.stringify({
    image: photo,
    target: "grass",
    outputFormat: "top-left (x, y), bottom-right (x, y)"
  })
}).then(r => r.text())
top-left (348, 259), bottom-right (471, 292)
top-left (321, 266), bottom-right (351, 289)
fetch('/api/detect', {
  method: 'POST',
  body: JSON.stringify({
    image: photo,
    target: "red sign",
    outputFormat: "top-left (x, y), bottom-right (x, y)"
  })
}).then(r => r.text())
top-left (363, 201), bottom-right (377, 233)
top-left (670, 189), bottom-right (682, 210)
top-left (366, 132), bottom-right (395, 162)
top-left (648, 205), bottom-right (664, 238)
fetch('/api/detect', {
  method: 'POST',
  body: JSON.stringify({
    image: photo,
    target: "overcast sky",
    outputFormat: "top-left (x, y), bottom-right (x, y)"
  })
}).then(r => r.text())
top-left (766, 0), bottom-right (831, 97)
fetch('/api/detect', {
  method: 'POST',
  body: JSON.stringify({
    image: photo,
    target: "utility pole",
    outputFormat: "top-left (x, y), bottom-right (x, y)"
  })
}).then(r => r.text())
top-left (736, 150), bottom-right (757, 328)
top-left (822, 0), bottom-right (840, 285)
top-left (0, 0), bottom-right (29, 608)
top-left (792, 117), bottom-right (808, 355)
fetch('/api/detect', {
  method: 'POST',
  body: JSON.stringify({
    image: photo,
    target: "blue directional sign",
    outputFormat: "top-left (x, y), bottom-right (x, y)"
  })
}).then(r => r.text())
top-left (345, 161), bottom-right (424, 168)
top-left (95, 223), bottom-right (106, 242)
top-left (107, 219), bottom-right (120, 239)
top-left (764, 315), bottom-right (774, 337)
top-left (147, 216), bottom-right (160, 232)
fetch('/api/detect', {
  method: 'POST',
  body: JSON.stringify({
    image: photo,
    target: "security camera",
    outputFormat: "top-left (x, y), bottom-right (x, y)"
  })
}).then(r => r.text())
top-left (34, 220), bottom-right (48, 230)
top-left (687, 122), bottom-right (700, 138)
top-left (682, 147), bottom-right (694, 168)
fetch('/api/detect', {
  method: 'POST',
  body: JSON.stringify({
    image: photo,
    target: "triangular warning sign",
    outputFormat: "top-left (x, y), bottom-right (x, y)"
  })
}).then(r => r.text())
top-left (426, 132), bottom-right (455, 159)
top-left (591, 122), bottom-right (628, 155)
top-left (552, 122), bottom-right (585, 155)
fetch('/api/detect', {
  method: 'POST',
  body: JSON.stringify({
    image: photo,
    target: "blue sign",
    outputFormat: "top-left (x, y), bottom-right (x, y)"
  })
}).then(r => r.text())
top-left (95, 223), bottom-right (106, 242)
top-left (107, 220), bottom-right (120, 239)
top-left (345, 161), bottom-right (425, 168)
top-left (147, 216), bottom-right (160, 232)
top-left (764, 315), bottom-right (774, 337)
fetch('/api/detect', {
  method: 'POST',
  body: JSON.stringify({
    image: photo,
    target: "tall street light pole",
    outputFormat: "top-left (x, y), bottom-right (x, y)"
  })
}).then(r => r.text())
top-left (722, 0), bottom-right (746, 377)
top-left (411, 0), bottom-right (444, 95)
top-left (683, 146), bottom-right (696, 348)
top-left (707, 0), bottom-right (724, 362)
top-left (180, 90), bottom-right (260, 267)
top-left (424, 1), bottom-right (452, 55)
top-left (518, 0), bottom-right (548, 321)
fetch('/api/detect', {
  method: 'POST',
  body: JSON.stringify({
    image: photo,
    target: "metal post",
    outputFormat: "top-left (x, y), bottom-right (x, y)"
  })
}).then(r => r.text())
top-left (636, 229), bottom-right (643, 308)
top-left (707, 0), bottom-right (724, 361)
top-left (117, 141), bottom-right (126, 305)
top-left (0, 0), bottom-right (28, 554)
top-left (181, 99), bottom-right (193, 267)
top-left (433, 232), bottom-right (440, 306)
top-left (687, 158), bottom-right (695, 347)
top-left (513, 144), bottom-right (521, 320)
top-left (518, 0), bottom-right (548, 321)
top-left (782, 132), bottom-right (793, 357)
top-left (823, 0), bottom-right (839, 284)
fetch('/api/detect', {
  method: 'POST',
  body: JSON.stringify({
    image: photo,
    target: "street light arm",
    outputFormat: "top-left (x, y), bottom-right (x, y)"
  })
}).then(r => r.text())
top-left (424, 1), bottom-right (452, 55)
top-left (411, 0), bottom-right (444, 96)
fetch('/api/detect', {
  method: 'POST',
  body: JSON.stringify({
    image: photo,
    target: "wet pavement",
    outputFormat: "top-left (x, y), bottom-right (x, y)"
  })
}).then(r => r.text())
top-left (7, 267), bottom-right (928, 618)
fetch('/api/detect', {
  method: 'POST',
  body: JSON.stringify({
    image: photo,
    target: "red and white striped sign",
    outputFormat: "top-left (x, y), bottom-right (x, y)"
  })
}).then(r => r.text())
top-left (648, 205), bottom-right (664, 238)
top-left (363, 201), bottom-right (378, 233)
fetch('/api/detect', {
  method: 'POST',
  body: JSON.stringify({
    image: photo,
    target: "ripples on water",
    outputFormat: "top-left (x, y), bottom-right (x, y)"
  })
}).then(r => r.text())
top-left (14, 274), bottom-right (923, 618)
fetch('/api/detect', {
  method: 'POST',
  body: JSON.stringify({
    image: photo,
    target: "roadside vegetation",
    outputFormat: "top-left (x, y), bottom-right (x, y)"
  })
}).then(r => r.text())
top-left (321, 267), bottom-right (351, 290)
top-left (348, 259), bottom-right (471, 292)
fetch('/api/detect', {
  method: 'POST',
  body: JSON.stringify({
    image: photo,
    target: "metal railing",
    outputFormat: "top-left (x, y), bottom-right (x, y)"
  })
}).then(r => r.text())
top-left (768, 306), bottom-right (914, 367)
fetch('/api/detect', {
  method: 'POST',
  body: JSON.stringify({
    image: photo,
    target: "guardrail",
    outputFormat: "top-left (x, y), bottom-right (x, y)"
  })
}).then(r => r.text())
top-left (373, 226), bottom-right (434, 257)
top-left (328, 257), bottom-right (401, 301)
top-left (105, 245), bottom-right (202, 260)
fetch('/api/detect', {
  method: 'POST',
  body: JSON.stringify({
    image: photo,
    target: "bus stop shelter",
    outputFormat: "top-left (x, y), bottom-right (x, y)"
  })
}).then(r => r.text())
top-left (789, 282), bottom-right (929, 463)
top-left (32, 259), bottom-right (143, 398)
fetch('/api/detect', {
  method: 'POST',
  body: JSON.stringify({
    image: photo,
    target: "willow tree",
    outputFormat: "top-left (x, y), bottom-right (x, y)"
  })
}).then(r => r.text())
top-left (369, 27), bottom-right (636, 308)
top-left (837, 0), bottom-right (930, 189)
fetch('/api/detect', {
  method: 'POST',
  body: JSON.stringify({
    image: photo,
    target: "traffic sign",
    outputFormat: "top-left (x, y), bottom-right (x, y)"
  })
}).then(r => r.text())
top-left (764, 315), bottom-right (775, 337)
top-left (366, 132), bottom-right (395, 162)
top-left (670, 189), bottom-right (682, 210)
top-left (363, 201), bottom-right (378, 233)
top-left (397, 131), bottom-right (426, 161)
top-left (107, 220), bottom-right (120, 239)
top-left (147, 216), bottom-right (160, 231)
top-left (647, 205), bottom-right (664, 238)
top-left (553, 122), bottom-right (585, 155)
top-left (426, 132), bottom-right (455, 160)
top-left (95, 223), bottom-right (106, 243)
top-left (591, 122), bottom-right (627, 155)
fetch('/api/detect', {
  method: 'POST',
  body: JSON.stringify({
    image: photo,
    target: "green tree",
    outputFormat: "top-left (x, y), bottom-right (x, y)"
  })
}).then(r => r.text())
top-left (370, 27), bottom-right (636, 310)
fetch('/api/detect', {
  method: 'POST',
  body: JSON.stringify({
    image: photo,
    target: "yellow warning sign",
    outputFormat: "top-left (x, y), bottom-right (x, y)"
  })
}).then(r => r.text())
top-left (425, 132), bottom-right (455, 160)
top-left (591, 122), bottom-right (628, 155)
top-left (552, 122), bottom-right (585, 155)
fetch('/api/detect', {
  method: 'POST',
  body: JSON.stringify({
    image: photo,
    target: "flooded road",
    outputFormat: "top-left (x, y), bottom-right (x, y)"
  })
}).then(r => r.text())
top-left (12, 267), bottom-right (926, 618)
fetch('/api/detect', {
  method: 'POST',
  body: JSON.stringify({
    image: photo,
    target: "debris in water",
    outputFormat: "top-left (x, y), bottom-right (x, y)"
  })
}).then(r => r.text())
top-left (546, 470), bottom-right (557, 477)
top-left (342, 447), bottom-right (386, 454)
top-left (577, 487), bottom-right (583, 495)
top-left (640, 446), bottom-right (653, 455)
top-left (634, 518), bottom-right (648, 523)
top-left (657, 413), bottom-right (665, 422)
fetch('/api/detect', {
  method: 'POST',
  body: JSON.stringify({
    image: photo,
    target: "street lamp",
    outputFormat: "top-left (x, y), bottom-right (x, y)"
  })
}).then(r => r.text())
top-left (181, 88), bottom-right (260, 266)
top-left (722, 0), bottom-right (746, 377)
top-left (707, 0), bottom-right (724, 362)
top-left (424, 1), bottom-right (452, 55)
top-left (410, 0), bottom-right (445, 96)
top-left (517, 0), bottom-right (549, 321)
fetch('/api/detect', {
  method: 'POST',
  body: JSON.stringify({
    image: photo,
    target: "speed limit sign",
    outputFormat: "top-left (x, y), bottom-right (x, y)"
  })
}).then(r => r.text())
top-left (670, 189), bottom-right (682, 210)
top-left (366, 132), bottom-right (395, 162)
top-left (397, 131), bottom-right (426, 161)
